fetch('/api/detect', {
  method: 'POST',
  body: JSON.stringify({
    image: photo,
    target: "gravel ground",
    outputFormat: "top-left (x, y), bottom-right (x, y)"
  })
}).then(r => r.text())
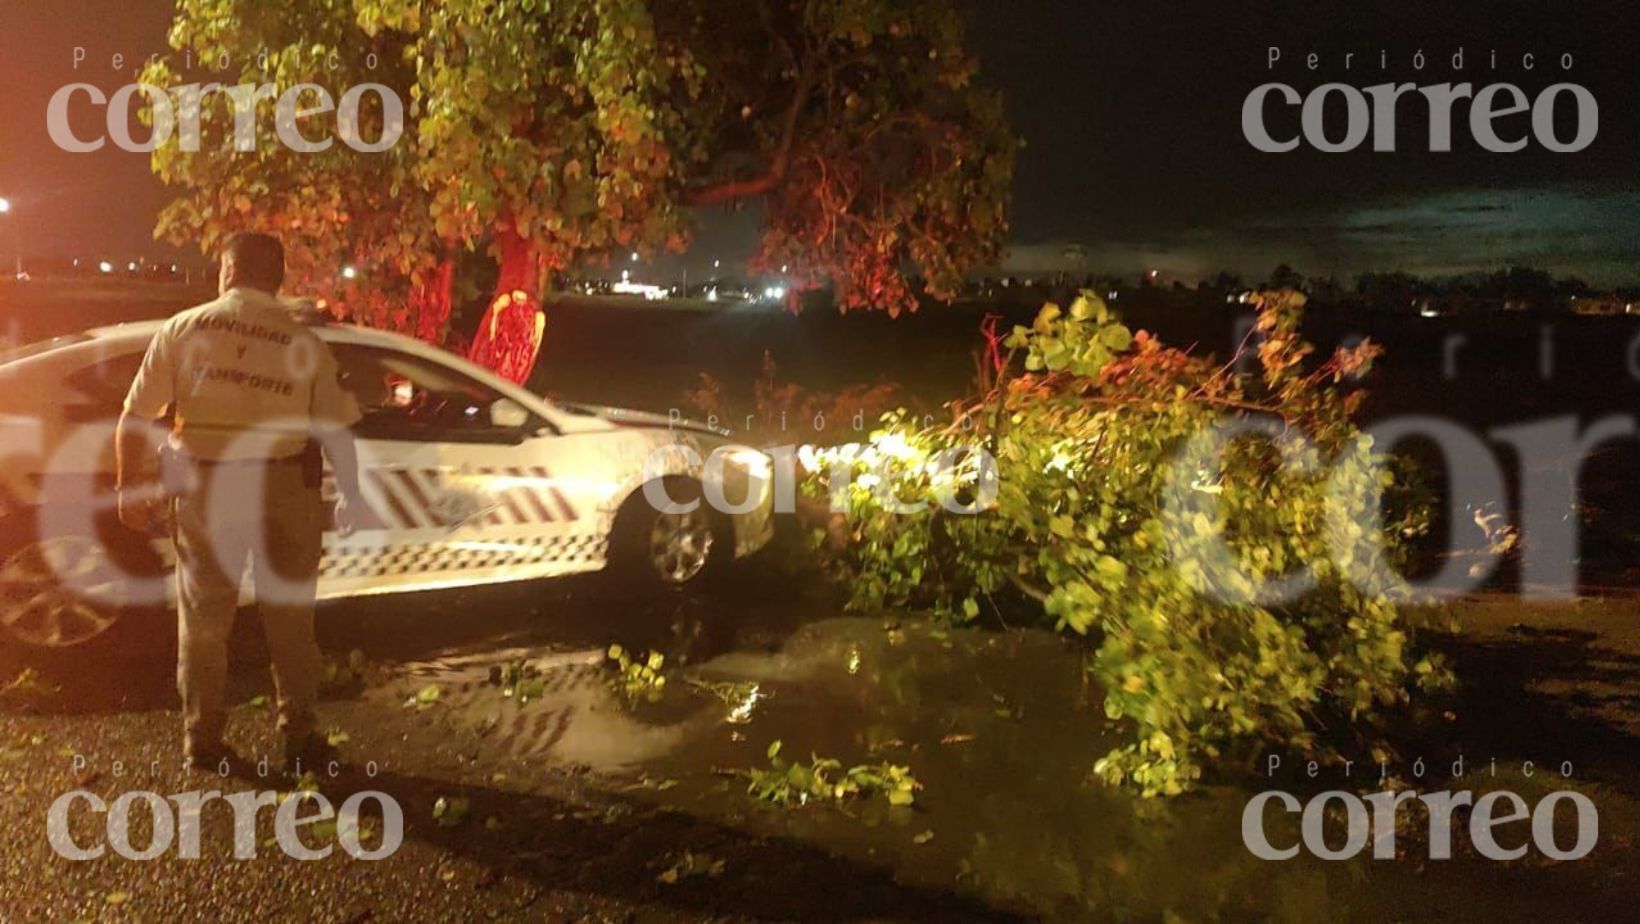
top-left (0, 693), bottom-right (1019, 923)
top-left (5, 573), bottom-right (1640, 923)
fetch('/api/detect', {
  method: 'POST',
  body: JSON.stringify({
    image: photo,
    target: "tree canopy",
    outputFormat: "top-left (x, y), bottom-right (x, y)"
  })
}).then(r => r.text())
top-left (145, 0), bottom-right (1015, 376)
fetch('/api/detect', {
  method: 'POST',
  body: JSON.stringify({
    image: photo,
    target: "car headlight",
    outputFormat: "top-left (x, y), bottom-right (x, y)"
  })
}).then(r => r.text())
top-left (721, 446), bottom-right (773, 480)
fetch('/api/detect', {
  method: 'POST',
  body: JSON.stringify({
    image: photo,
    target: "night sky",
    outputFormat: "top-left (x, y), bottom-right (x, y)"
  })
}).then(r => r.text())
top-left (2, 0), bottom-right (1637, 284)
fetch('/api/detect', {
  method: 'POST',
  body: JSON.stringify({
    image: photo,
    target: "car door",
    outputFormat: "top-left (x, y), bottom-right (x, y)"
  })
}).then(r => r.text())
top-left (324, 341), bottom-right (598, 597)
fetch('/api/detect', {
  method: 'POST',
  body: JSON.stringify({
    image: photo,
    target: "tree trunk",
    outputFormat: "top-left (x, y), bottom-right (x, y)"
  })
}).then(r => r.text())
top-left (468, 224), bottom-right (548, 386)
top-left (412, 259), bottom-right (456, 346)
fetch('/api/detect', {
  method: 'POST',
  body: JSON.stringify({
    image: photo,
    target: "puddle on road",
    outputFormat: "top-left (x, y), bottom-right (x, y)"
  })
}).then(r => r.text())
top-left (389, 616), bottom-right (1352, 920)
top-left (388, 644), bottom-right (715, 772)
top-left (650, 619), bottom-right (1347, 920)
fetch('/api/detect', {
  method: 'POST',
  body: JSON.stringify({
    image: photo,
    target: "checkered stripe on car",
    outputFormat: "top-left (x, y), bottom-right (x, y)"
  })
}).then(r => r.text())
top-left (360, 466), bottom-right (578, 531)
top-left (320, 533), bottom-right (607, 579)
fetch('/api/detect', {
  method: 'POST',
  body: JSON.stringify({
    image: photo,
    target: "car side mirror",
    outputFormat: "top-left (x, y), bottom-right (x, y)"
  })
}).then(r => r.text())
top-left (489, 398), bottom-right (530, 429)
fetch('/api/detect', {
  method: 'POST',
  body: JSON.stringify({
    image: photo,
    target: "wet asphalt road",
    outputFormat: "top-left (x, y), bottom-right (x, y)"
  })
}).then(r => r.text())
top-left (0, 565), bottom-right (1028, 922)
top-left (7, 567), bottom-right (1640, 921)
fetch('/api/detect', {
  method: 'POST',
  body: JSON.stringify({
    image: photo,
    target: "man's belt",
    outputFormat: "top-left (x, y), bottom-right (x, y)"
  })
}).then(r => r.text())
top-left (191, 455), bottom-right (304, 468)
top-left (160, 440), bottom-right (320, 495)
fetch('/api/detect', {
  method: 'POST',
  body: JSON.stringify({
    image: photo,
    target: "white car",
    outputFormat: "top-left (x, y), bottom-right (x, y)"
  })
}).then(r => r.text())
top-left (0, 319), bottom-right (774, 655)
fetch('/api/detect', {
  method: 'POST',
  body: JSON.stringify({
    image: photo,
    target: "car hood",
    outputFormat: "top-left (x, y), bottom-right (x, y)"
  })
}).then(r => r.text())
top-left (555, 402), bottom-right (730, 440)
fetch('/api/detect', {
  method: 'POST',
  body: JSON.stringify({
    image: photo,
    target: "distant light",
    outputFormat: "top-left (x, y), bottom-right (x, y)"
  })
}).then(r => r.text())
top-left (72, 259), bottom-right (80, 268)
top-left (0, 197), bottom-right (10, 214)
top-left (713, 260), bottom-right (721, 269)
top-left (170, 264), bottom-right (179, 273)
top-left (341, 265), bottom-right (358, 280)
top-left (99, 261), bottom-right (113, 274)
top-left (630, 252), bottom-right (640, 263)
top-left (1147, 269), bottom-right (1158, 279)
top-left (613, 279), bottom-right (667, 301)
top-left (781, 264), bottom-right (788, 273)
top-left (763, 286), bottom-right (786, 301)
top-left (127, 261), bottom-right (138, 272)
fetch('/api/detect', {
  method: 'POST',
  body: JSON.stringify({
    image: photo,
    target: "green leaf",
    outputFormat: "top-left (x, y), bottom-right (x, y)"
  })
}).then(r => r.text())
top-left (432, 796), bottom-right (469, 827)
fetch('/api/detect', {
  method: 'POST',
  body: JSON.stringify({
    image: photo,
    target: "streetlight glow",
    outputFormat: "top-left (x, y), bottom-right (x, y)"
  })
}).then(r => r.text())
top-left (0, 198), bottom-right (14, 278)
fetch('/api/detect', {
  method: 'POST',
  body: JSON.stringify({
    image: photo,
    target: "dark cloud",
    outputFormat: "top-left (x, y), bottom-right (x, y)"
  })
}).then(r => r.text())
top-left (962, 0), bottom-right (1640, 282)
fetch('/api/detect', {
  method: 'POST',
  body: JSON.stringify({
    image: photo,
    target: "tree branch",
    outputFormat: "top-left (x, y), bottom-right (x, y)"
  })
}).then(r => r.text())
top-left (756, 0), bottom-right (799, 72)
top-left (685, 52), bottom-right (812, 207)
top-left (685, 174), bottom-right (783, 208)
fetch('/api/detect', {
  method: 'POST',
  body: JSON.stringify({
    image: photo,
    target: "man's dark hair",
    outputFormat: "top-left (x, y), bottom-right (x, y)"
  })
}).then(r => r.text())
top-left (221, 232), bottom-right (285, 291)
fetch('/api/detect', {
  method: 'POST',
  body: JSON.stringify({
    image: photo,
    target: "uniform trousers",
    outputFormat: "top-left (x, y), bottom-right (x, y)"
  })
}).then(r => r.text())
top-left (172, 457), bottom-right (323, 746)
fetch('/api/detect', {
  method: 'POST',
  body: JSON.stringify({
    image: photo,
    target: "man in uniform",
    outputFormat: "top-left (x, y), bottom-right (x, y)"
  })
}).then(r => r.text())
top-left (114, 232), bottom-right (365, 772)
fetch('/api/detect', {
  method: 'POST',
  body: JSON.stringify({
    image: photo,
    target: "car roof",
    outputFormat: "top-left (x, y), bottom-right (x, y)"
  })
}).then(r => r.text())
top-left (78, 316), bottom-right (436, 355)
top-left (3, 316), bottom-right (473, 381)
top-left (55, 316), bottom-right (548, 414)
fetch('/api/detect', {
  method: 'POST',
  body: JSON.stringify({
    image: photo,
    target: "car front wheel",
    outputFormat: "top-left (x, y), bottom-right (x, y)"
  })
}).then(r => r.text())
top-left (0, 513), bottom-right (170, 670)
top-left (608, 477), bottom-right (726, 591)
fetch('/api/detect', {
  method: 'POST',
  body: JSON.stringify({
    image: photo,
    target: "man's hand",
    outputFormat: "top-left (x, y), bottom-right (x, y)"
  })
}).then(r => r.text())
top-left (333, 493), bottom-right (363, 538)
top-left (319, 425), bottom-right (367, 539)
top-left (117, 490), bottom-right (157, 534)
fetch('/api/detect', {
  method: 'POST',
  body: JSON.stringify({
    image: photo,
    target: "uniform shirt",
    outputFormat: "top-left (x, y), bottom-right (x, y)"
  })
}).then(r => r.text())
top-left (123, 287), bottom-right (362, 461)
